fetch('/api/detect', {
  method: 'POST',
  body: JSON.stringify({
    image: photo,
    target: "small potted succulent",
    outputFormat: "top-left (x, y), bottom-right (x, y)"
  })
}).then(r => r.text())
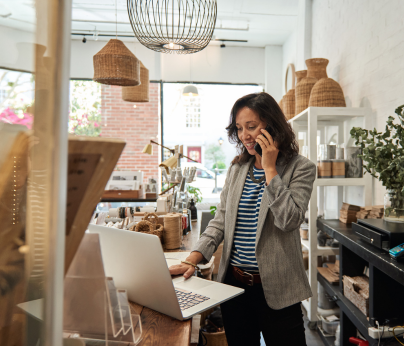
top-left (350, 105), bottom-right (404, 222)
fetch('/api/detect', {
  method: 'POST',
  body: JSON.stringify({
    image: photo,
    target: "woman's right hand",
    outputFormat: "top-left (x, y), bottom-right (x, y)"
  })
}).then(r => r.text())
top-left (168, 251), bottom-right (204, 279)
top-left (169, 263), bottom-right (195, 279)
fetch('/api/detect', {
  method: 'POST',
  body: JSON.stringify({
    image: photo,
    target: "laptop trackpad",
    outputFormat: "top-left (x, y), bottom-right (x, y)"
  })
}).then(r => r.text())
top-left (175, 278), bottom-right (214, 291)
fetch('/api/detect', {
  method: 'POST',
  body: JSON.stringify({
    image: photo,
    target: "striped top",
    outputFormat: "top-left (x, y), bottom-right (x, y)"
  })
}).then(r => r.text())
top-left (229, 166), bottom-right (266, 273)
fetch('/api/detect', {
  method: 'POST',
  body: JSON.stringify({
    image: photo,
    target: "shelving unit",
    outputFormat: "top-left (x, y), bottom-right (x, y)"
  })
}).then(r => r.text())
top-left (317, 219), bottom-right (404, 346)
top-left (288, 107), bottom-right (373, 325)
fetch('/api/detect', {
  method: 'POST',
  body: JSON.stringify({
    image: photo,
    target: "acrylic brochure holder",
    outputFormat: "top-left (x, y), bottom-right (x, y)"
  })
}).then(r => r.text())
top-left (63, 233), bottom-right (142, 345)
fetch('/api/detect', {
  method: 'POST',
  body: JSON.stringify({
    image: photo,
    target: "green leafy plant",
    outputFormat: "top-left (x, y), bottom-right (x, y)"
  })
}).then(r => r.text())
top-left (210, 206), bottom-right (217, 215)
top-left (187, 185), bottom-right (203, 203)
top-left (212, 161), bottom-right (226, 169)
top-left (350, 105), bottom-right (404, 217)
top-left (205, 144), bottom-right (225, 168)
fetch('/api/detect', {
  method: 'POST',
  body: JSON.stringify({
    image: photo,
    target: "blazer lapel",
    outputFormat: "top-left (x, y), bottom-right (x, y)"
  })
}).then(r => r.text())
top-left (255, 157), bottom-right (288, 247)
top-left (225, 158), bottom-right (252, 248)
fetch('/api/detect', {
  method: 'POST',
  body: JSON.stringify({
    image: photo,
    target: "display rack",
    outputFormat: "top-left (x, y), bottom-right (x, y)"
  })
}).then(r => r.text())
top-left (289, 107), bottom-right (372, 326)
top-left (317, 219), bottom-right (404, 346)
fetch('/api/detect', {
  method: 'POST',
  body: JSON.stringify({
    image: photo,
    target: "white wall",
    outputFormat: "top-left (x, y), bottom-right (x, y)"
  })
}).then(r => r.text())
top-left (0, 26), bottom-right (36, 72)
top-left (311, 0), bottom-right (404, 204)
top-left (71, 39), bottom-right (266, 85)
top-left (264, 45), bottom-right (283, 102)
top-left (1, 25), bottom-right (270, 85)
top-left (281, 30), bottom-right (297, 96)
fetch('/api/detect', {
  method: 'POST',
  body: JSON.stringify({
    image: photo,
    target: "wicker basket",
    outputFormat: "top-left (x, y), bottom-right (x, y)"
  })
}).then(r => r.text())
top-left (278, 97), bottom-right (284, 113)
top-left (283, 89), bottom-right (295, 120)
top-left (122, 62), bottom-right (149, 102)
top-left (309, 78), bottom-right (346, 107)
top-left (133, 220), bottom-right (164, 244)
top-left (296, 70), bottom-right (307, 84)
top-left (295, 76), bottom-right (317, 115)
top-left (201, 330), bottom-right (228, 346)
top-left (306, 58), bottom-right (328, 80)
top-left (93, 39), bottom-right (140, 86)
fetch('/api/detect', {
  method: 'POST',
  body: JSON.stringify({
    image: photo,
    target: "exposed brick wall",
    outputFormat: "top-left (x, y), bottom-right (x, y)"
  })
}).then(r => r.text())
top-left (100, 82), bottom-right (160, 185)
top-left (311, 0), bottom-right (404, 204)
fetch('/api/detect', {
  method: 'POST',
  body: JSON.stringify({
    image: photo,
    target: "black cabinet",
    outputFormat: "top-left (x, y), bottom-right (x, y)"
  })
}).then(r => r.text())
top-left (317, 219), bottom-right (404, 346)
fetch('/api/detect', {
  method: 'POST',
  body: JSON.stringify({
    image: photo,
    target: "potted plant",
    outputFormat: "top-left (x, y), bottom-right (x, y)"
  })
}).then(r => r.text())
top-left (350, 105), bottom-right (404, 222)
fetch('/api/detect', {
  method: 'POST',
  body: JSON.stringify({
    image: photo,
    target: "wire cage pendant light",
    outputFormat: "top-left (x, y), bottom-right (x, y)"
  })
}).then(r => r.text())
top-left (127, 0), bottom-right (217, 54)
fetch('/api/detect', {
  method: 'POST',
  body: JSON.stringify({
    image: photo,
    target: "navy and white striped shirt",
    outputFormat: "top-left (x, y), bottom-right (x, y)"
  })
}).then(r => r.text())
top-left (229, 166), bottom-right (266, 273)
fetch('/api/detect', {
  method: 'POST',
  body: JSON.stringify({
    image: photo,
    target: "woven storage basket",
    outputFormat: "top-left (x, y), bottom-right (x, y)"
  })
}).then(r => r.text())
top-left (133, 220), bottom-right (164, 244)
top-left (122, 62), bottom-right (149, 102)
top-left (93, 39), bottom-right (140, 86)
top-left (201, 331), bottom-right (228, 346)
top-left (306, 58), bottom-right (328, 80)
top-left (296, 70), bottom-right (307, 84)
top-left (309, 78), bottom-right (346, 107)
top-left (278, 97), bottom-right (284, 113)
top-left (283, 89), bottom-right (295, 120)
top-left (295, 76), bottom-right (317, 115)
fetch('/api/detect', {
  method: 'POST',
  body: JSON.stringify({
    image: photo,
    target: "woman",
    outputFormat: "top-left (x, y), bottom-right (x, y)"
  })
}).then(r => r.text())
top-left (169, 92), bottom-right (316, 346)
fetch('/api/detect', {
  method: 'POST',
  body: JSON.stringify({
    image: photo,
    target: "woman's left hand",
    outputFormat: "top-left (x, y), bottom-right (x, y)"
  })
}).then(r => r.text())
top-left (256, 129), bottom-right (279, 181)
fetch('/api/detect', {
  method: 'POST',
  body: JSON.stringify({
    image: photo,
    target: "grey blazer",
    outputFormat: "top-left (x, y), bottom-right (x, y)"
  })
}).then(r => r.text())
top-left (192, 154), bottom-right (317, 310)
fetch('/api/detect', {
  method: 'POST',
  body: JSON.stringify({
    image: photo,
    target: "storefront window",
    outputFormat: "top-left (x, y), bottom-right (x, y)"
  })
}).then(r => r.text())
top-left (162, 82), bottom-right (263, 202)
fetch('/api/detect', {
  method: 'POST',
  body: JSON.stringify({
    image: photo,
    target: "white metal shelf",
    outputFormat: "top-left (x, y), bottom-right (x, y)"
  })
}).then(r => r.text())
top-left (315, 177), bottom-right (367, 187)
top-left (289, 107), bottom-right (367, 125)
top-left (290, 106), bottom-right (372, 324)
top-left (301, 239), bottom-right (339, 256)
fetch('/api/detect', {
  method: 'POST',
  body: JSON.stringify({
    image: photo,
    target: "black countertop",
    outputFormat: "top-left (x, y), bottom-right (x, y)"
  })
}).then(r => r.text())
top-left (317, 219), bottom-right (404, 286)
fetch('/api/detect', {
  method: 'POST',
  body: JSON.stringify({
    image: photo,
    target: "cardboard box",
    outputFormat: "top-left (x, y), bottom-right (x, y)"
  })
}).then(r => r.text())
top-left (343, 275), bottom-right (369, 316)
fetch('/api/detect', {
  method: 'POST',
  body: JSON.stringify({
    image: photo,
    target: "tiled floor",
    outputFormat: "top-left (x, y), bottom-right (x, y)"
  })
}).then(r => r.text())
top-left (259, 306), bottom-right (324, 346)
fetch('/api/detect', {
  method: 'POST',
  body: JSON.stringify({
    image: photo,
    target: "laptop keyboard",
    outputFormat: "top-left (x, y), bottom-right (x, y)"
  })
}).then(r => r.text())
top-left (175, 288), bottom-right (210, 310)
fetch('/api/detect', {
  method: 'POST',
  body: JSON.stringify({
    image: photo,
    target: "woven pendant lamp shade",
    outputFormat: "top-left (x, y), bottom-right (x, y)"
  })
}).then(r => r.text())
top-left (122, 62), bottom-right (149, 102)
top-left (93, 39), bottom-right (140, 86)
top-left (309, 78), bottom-right (346, 107)
top-left (283, 89), bottom-right (295, 120)
top-left (296, 70), bottom-right (307, 84)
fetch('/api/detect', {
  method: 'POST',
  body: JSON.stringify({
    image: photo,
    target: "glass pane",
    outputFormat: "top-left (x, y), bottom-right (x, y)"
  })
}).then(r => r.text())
top-left (0, 1), bottom-right (71, 345)
top-left (162, 83), bottom-right (263, 203)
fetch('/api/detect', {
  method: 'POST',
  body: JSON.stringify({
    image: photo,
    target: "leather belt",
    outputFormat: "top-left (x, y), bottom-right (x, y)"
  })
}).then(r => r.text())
top-left (231, 265), bottom-right (261, 286)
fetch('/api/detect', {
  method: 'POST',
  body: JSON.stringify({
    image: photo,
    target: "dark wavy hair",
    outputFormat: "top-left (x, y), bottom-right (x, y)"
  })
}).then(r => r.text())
top-left (226, 92), bottom-right (299, 165)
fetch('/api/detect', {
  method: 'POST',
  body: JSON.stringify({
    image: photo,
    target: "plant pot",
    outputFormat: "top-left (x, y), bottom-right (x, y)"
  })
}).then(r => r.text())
top-left (384, 189), bottom-right (404, 223)
top-left (283, 89), bottom-right (295, 120)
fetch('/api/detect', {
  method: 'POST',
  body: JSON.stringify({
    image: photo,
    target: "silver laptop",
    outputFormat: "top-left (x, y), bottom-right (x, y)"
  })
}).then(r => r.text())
top-left (88, 224), bottom-right (244, 320)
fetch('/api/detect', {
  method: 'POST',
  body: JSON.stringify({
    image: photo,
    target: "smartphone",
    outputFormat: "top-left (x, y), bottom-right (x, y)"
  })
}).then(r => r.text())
top-left (254, 125), bottom-right (274, 156)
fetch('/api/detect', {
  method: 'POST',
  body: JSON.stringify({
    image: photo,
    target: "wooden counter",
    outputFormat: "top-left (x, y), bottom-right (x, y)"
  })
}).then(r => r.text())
top-left (130, 219), bottom-right (201, 346)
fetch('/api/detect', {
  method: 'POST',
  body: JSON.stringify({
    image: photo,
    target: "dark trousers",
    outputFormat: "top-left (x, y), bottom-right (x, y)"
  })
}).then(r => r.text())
top-left (220, 267), bottom-right (307, 346)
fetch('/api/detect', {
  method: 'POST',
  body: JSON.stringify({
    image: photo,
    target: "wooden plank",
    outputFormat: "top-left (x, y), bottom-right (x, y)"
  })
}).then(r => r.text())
top-left (136, 306), bottom-right (192, 346)
top-left (64, 136), bottom-right (125, 274)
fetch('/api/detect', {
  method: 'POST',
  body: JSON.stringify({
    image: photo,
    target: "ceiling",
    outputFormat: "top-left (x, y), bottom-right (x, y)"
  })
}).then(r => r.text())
top-left (0, 0), bottom-right (298, 47)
